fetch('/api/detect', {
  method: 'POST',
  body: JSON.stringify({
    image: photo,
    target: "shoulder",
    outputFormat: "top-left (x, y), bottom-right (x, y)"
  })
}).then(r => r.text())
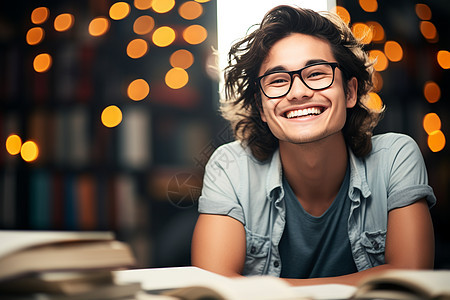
top-left (208, 140), bottom-right (269, 167)
top-left (371, 132), bottom-right (418, 151)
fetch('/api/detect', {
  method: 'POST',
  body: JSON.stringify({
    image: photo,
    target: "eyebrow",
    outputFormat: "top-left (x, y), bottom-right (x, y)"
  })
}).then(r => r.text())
top-left (261, 59), bottom-right (330, 76)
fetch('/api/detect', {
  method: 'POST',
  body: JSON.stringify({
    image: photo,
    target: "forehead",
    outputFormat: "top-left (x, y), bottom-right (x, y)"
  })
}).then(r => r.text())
top-left (259, 33), bottom-right (335, 73)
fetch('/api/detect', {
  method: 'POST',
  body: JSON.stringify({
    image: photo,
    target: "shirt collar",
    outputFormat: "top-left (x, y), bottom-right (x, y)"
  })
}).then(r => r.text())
top-left (264, 146), bottom-right (372, 202)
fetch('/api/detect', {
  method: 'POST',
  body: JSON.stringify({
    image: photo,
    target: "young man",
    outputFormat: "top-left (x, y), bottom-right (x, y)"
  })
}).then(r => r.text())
top-left (191, 5), bottom-right (436, 286)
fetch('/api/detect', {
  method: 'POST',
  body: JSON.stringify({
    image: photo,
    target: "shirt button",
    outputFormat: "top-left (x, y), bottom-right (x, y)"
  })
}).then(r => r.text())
top-left (273, 261), bottom-right (280, 268)
top-left (250, 246), bottom-right (256, 254)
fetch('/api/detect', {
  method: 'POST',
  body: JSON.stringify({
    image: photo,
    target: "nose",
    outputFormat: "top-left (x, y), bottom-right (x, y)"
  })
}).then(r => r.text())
top-left (286, 75), bottom-right (314, 100)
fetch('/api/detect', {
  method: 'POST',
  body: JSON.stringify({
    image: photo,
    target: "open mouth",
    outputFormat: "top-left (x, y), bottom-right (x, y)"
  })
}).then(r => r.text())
top-left (285, 107), bottom-right (325, 119)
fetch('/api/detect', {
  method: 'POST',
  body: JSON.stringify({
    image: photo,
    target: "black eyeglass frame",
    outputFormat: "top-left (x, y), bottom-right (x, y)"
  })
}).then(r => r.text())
top-left (257, 62), bottom-right (340, 99)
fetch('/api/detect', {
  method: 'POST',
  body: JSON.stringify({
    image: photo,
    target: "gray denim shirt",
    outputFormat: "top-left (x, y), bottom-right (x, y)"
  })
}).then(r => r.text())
top-left (198, 133), bottom-right (436, 277)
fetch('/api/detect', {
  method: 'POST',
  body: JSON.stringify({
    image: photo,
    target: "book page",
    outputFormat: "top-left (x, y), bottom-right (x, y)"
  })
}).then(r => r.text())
top-left (114, 267), bottom-right (230, 292)
top-left (0, 231), bottom-right (114, 259)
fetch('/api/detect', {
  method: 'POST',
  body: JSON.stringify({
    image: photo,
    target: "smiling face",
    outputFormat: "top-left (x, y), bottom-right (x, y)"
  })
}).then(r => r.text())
top-left (258, 33), bottom-right (357, 146)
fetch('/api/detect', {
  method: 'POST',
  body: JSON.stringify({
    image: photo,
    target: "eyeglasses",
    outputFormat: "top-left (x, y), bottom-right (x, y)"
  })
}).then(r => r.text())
top-left (257, 62), bottom-right (339, 99)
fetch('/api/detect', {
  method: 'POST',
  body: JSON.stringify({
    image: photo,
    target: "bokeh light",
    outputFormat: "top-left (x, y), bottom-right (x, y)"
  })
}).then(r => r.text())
top-left (102, 105), bottom-right (123, 128)
top-left (127, 79), bottom-right (150, 101)
top-left (134, 0), bottom-right (152, 10)
top-left (352, 23), bottom-right (373, 44)
top-left (369, 50), bottom-right (388, 71)
top-left (420, 21), bottom-right (438, 42)
top-left (170, 49), bottom-right (194, 69)
top-left (54, 13), bottom-right (75, 32)
top-left (33, 53), bottom-right (52, 73)
top-left (428, 130), bottom-right (446, 152)
top-left (152, 26), bottom-right (176, 47)
top-left (194, 0), bottom-right (210, 3)
top-left (334, 6), bottom-right (350, 24)
top-left (152, 0), bottom-right (176, 13)
top-left (109, 2), bottom-right (131, 20)
top-left (89, 17), bottom-right (110, 36)
top-left (31, 7), bottom-right (49, 24)
top-left (437, 50), bottom-right (450, 69)
top-left (21, 141), bottom-right (39, 162)
top-left (179, 1), bottom-right (203, 20)
top-left (359, 0), bottom-right (378, 13)
top-left (133, 15), bottom-right (155, 35)
top-left (26, 27), bottom-right (45, 45)
top-left (423, 113), bottom-right (441, 135)
top-left (6, 134), bottom-right (22, 155)
top-left (183, 25), bottom-right (207, 45)
top-left (424, 81), bottom-right (441, 104)
top-left (384, 41), bottom-right (403, 62)
top-left (127, 39), bottom-right (148, 59)
top-left (165, 67), bottom-right (189, 89)
top-left (415, 3), bottom-right (432, 20)
top-left (367, 21), bottom-right (385, 43)
top-left (365, 92), bottom-right (383, 111)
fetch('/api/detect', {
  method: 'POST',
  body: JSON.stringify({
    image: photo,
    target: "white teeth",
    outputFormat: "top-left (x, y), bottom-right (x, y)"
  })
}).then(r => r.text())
top-left (286, 107), bottom-right (322, 119)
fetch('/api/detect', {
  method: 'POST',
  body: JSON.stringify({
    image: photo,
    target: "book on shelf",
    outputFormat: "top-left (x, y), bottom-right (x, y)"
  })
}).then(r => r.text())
top-left (0, 230), bottom-right (140, 299)
top-left (115, 266), bottom-right (450, 300)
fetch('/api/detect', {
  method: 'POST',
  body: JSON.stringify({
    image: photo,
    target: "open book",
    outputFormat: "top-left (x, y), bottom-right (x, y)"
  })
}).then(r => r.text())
top-left (115, 267), bottom-right (450, 300)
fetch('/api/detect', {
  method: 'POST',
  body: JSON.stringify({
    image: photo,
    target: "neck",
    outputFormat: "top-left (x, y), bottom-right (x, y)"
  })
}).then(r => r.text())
top-left (279, 132), bottom-right (349, 216)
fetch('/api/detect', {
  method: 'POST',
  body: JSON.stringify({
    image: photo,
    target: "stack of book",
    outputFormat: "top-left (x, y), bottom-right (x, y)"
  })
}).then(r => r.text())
top-left (0, 231), bottom-right (140, 299)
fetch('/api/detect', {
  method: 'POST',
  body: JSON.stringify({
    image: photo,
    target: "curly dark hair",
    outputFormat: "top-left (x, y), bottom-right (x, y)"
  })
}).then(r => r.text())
top-left (221, 5), bottom-right (383, 161)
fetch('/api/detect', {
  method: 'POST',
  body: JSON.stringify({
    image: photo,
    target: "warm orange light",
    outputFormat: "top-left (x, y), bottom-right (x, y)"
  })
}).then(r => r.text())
top-left (153, 0), bottom-right (176, 13)
top-left (423, 113), bottom-right (441, 135)
top-left (170, 49), bottom-right (194, 69)
top-left (33, 53), bottom-right (52, 73)
top-left (54, 13), bottom-right (74, 32)
top-left (133, 15), bottom-right (155, 35)
top-left (101, 105), bottom-right (123, 128)
top-left (109, 2), bottom-right (131, 20)
top-left (424, 81), bottom-right (441, 104)
top-left (152, 26), bottom-right (176, 47)
top-left (134, 0), bottom-right (152, 10)
top-left (31, 7), bottom-right (49, 24)
top-left (415, 3), bottom-right (432, 20)
top-left (183, 25), bottom-right (207, 45)
top-left (179, 1), bottom-right (203, 20)
top-left (128, 79), bottom-right (150, 101)
top-left (334, 6), bottom-right (350, 25)
top-left (352, 23), bottom-right (373, 44)
top-left (26, 27), bottom-right (45, 45)
top-left (21, 141), bottom-right (39, 162)
top-left (127, 39), bottom-right (148, 59)
top-left (194, 0), bottom-right (210, 2)
top-left (369, 50), bottom-right (388, 71)
top-left (6, 134), bottom-right (22, 155)
top-left (89, 17), bottom-right (110, 36)
top-left (420, 21), bottom-right (438, 41)
top-left (384, 41), bottom-right (403, 62)
top-left (165, 68), bottom-right (189, 89)
top-left (366, 21), bottom-right (385, 43)
top-left (359, 0), bottom-right (378, 12)
top-left (428, 130), bottom-right (446, 152)
top-left (437, 50), bottom-right (450, 69)
top-left (365, 92), bottom-right (383, 111)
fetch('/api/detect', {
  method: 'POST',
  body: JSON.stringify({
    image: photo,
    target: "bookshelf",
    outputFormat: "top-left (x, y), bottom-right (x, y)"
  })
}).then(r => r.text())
top-left (0, 0), bottom-right (224, 267)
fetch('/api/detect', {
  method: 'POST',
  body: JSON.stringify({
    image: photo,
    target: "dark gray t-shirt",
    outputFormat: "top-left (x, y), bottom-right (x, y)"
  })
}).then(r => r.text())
top-left (279, 165), bottom-right (358, 278)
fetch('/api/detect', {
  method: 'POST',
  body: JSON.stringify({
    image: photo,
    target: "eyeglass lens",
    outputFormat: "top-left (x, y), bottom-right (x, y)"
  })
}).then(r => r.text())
top-left (260, 63), bottom-right (335, 98)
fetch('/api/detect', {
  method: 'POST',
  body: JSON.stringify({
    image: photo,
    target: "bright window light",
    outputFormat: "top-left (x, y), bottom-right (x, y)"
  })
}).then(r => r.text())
top-left (217, 0), bottom-right (335, 90)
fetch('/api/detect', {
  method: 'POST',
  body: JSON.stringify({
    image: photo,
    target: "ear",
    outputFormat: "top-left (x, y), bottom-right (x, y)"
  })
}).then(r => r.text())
top-left (346, 77), bottom-right (358, 108)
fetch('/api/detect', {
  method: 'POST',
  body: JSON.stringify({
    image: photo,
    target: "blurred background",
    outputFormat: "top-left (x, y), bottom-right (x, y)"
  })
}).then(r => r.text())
top-left (0, 0), bottom-right (449, 270)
